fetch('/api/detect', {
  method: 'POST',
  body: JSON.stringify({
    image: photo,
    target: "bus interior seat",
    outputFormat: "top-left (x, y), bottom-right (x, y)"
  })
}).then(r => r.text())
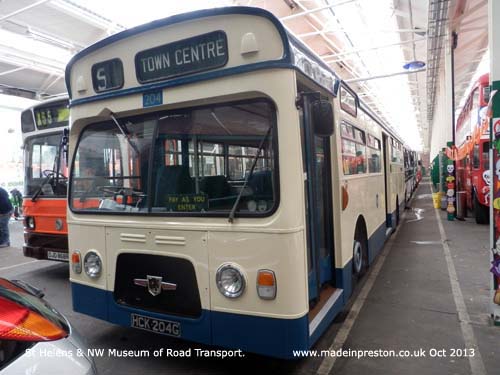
top-left (247, 170), bottom-right (273, 198)
top-left (199, 175), bottom-right (231, 199)
top-left (154, 165), bottom-right (193, 206)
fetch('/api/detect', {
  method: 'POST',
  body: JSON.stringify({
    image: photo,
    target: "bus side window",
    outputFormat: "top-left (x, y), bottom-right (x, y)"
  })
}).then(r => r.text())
top-left (367, 135), bottom-right (381, 173)
top-left (472, 89), bottom-right (479, 109)
top-left (482, 142), bottom-right (489, 170)
top-left (341, 123), bottom-right (366, 175)
top-left (472, 144), bottom-right (480, 169)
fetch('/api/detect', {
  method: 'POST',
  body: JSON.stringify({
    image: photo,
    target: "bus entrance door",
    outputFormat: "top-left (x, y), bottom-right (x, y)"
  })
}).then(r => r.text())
top-left (383, 133), bottom-right (390, 227)
top-left (300, 93), bottom-right (335, 304)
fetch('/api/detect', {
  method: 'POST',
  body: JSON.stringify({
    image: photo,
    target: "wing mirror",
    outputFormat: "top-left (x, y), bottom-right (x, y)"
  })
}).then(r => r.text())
top-left (311, 99), bottom-right (334, 137)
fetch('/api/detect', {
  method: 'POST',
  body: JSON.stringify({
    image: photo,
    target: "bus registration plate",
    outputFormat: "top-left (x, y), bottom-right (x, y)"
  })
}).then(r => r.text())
top-left (47, 251), bottom-right (69, 261)
top-left (131, 313), bottom-right (181, 337)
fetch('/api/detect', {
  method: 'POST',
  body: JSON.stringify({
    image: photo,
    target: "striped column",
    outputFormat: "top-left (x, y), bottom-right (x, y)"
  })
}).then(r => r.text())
top-left (488, 0), bottom-right (500, 325)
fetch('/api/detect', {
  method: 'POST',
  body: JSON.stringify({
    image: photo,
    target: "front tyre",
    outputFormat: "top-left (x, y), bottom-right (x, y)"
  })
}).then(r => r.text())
top-left (353, 240), bottom-right (363, 275)
top-left (352, 225), bottom-right (368, 289)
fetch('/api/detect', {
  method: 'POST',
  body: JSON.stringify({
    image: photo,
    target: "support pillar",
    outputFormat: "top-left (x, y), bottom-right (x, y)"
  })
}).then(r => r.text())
top-left (488, 0), bottom-right (500, 325)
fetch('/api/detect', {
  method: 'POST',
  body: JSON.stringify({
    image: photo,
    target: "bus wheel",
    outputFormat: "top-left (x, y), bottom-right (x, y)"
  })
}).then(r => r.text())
top-left (352, 224), bottom-right (368, 288)
top-left (473, 193), bottom-right (489, 224)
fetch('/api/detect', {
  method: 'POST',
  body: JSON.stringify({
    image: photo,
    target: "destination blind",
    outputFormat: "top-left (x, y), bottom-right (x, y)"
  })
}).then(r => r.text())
top-left (135, 31), bottom-right (228, 83)
top-left (34, 105), bottom-right (69, 129)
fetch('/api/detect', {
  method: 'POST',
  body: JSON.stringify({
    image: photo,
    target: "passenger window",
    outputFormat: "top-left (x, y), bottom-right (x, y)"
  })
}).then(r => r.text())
top-left (197, 142), bottom-right (225, 177)
top-left (164, 139), bottom-right (182, 166)
top-left (483, 86), bottom-right (491, 104)
top-left (228, 145), bottom-right (269, 180)
top-left (341, 123), bottom-right (354, 138)
top-left (367, 134), bottom-right (381, 173)
top-left (390, 140), bottom-right (402, 163)
top-left (472, 144), bottom-right (480, 169)
top-left (472, 89), bottom-right (479, 109)
top-left (341, 122), bottom-right (366, 175)
top-left (340, 86), bottom-right (357, 117)
top-left (482, 142), bottom-right (489, 170)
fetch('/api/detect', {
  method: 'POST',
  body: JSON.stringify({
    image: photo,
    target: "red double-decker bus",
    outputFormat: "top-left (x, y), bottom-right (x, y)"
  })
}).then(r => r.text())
top-left (455, 73), bottom-right (490, 224)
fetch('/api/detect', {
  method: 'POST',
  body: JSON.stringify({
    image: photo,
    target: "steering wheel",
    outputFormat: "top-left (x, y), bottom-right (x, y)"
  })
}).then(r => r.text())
top-left (42, 169), bottom-right (67, 181)
top-left (97, 186), bottom-right (145, 198)
top-left (95, 186), bottom-right (124, 197)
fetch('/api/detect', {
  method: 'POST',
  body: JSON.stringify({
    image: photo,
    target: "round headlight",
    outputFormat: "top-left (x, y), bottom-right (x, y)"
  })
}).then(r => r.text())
top-left (84, 251), bottom-right (102, 279)
top-left (27, 217), bottom-right (35, 229)
top-left (216, 264), bottom-right (245, 298)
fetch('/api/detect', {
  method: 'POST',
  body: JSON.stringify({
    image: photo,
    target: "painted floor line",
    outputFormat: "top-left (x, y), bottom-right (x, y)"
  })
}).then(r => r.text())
top-left (0, 260), bottom-right (39, 272)
top-left (317, 212), bottom-right (406, 375)
top-left (433, 187), bottom-right (487, 375)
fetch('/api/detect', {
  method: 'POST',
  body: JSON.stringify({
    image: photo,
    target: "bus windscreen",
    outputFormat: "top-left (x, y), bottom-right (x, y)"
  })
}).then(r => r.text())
top-left (70, 99), bottom-right (277, 216)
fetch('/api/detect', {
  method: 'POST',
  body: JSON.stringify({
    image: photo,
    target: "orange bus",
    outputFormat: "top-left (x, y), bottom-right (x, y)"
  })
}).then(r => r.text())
top-left (20, 97), bottom-right (69, 261)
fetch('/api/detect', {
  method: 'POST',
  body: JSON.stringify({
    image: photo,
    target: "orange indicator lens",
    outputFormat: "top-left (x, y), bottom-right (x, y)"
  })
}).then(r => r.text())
top-left (0, 296), bottom-right (67, 341)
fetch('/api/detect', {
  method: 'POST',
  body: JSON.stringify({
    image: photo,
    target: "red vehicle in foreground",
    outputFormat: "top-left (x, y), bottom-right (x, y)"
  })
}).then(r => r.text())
top-left (454, 73), bottom-right (490, 224)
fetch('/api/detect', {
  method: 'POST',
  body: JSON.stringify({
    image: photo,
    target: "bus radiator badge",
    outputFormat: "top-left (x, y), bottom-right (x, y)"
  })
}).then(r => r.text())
top-left (134, 276), bottom-right (177, 296)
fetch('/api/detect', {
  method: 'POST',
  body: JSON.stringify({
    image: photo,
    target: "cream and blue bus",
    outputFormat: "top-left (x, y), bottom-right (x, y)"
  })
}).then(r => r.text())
top-left (66, 7), bottom-right (406, 358)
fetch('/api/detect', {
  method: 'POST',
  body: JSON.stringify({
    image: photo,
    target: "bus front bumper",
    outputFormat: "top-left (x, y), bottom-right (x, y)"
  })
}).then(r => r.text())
top-left (23, 232), bottom-right (69, 262)
top-left (71, 282), bottom-right (309, 359)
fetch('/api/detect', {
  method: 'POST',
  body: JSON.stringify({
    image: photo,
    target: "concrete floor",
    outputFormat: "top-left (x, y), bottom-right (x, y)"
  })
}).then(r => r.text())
top-left (0, 180), bottom-right (498, 374)
top-left (327, 181), bottom-right (497, 375)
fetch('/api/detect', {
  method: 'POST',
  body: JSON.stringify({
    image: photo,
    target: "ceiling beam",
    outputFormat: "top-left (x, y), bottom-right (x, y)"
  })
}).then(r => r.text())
top-left (459, 14), bottom-right (487, 29)
top-left (3, 19), bottom-right (85, 51)
top-left (38, 73), bottom-right (56, 92)
top-left (280, 0), bottom-right (358, 21)
top-left (322, 38), bottom-right (425, 60)
top-left (0, 54), bottom-right (64, 77)
top-left (459, 25), bottom-right (488, 33)
top-left (0, 66), bottom-right (25, 76)
top-left (39, 75), bottom-right (62, 94)
top-left (453, 0), bottom-right (487, 29)
top-left (0, 0), bottom-right (51, 23)
top-left (48, 0), bottom-right (125, 32)
top-left (294, 4), bottom-right (390, 124)
top-left (0, 44), bottom-right (65, 73)
top-left (290, 1), bottom-right (364, 80)
top-left (296, 27), bottom-right (426, 38)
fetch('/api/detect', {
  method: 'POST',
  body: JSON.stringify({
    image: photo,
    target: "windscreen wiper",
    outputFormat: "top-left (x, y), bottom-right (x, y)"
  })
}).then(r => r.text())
top-left (31, 173), bottom-right (54, 202)
top-left (228, 126), bottom-right (272, 223)
top-left (101, 108), bottom-right (140, 155)
top-left (31, 169), bottom-right (67, 202)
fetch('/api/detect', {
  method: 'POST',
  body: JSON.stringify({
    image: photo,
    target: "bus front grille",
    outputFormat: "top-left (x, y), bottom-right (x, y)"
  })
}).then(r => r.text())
top-left (113, 253), bottom-right (202, 318)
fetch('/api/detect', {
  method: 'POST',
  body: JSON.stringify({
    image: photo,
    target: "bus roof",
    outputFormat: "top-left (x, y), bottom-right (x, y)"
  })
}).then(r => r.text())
top-left (21, 95), bottom-right (69, 112)
top-left (21, 96), bottom-right (69, 136)
top-left (66, 7), bottom-right (342, 102)
top-left (65, 6), bottom-right (406, 147)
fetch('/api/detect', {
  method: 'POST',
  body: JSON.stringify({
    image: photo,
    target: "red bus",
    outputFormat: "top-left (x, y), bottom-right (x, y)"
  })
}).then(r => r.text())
top-left (455, 73), bottom-right (490, 224)
top-left (20, 97), bottom-right (69, 261)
